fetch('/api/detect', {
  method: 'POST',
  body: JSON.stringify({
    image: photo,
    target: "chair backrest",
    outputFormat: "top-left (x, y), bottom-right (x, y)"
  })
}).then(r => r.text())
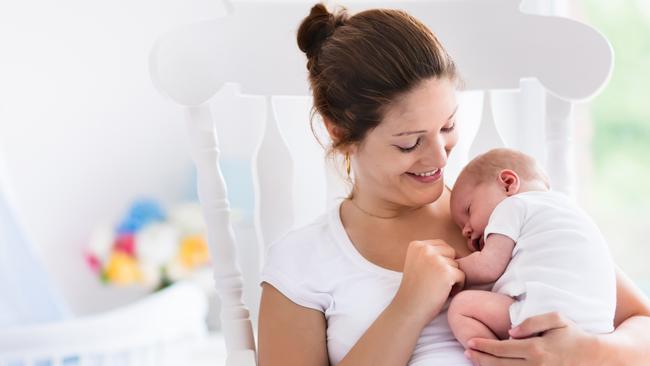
top-left (149, 1), bottom-right (612, 365)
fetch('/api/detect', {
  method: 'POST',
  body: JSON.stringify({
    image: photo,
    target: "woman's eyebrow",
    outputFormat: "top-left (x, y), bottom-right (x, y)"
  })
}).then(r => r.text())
top-left (393, 129), bottom-right (427, 137)
top-left (392, 105), bottom-right (459, 137)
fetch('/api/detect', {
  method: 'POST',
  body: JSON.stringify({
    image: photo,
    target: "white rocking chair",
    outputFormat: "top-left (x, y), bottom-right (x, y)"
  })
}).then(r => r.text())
top-left (148, 1), bottom-right (612, 365)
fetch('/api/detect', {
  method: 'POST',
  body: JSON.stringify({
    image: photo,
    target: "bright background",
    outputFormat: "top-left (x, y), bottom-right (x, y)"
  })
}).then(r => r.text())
top-left (0, 0), bottom-right (647, 319)
top-left (0, 0), bottom-right (229, 315)
top-left (575, 0), bottom-right (650, 294)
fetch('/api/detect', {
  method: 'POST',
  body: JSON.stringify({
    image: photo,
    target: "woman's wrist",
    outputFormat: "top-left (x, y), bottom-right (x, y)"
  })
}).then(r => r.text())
top-left (390, 291), bottom-right (432, 331)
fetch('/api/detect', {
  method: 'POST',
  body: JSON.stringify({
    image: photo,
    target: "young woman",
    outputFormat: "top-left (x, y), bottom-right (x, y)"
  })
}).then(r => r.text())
top-left (258, 3), bottom-right (650, 365)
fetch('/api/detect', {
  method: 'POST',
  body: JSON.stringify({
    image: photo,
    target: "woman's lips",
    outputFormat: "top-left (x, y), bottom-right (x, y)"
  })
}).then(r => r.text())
top-left (406, 168), bottom-right (442, 183)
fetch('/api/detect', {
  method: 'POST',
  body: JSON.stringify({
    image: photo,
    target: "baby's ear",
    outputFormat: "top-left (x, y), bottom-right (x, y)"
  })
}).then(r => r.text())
top-left (499, 169), bottom-right (520, 195)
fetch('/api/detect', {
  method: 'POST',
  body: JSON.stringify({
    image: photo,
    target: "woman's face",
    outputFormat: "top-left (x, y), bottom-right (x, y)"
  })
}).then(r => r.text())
top-left (350, 77), bottom-right (459, 208)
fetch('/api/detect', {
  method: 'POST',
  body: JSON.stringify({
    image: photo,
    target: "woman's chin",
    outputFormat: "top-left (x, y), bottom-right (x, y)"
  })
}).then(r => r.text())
top-left (406, 178), bottom-right (445, 206)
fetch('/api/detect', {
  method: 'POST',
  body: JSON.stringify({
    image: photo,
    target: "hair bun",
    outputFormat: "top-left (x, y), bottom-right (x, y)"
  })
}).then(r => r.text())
top-left (297, 3), bottom-right (348, 61)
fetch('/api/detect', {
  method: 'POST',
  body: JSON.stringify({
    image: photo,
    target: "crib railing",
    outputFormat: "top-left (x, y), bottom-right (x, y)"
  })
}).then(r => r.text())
top-left (0, 282), bottom-right (208, 366)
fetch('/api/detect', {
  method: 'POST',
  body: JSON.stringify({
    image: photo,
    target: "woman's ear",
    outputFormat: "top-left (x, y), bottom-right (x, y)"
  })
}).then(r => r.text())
top-left (324, 117), bottom-right (344, 145)
top-left (498, 169), bottom-right (520, 196)
top-left (324, 117), bottom-right (357, 155)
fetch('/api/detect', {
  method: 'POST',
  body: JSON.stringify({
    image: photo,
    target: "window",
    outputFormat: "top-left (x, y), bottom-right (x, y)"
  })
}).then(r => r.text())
top-left (575, 0), bottom-right (650, 295)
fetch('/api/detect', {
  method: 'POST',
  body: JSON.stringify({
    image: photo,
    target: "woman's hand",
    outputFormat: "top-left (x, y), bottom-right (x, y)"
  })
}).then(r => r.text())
top-left (393, 240), bottom-right (466, 327)
top-left (464, 312), bottom-right (599, 366)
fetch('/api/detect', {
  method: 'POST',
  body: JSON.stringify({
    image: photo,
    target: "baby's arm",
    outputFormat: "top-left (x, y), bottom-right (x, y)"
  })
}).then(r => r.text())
top-left (457, 234), bottom-right (515, 286)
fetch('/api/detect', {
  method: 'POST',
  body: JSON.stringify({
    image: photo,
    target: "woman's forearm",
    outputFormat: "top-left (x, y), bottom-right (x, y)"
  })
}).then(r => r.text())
top-left (596, 267), bottom-right (650, 365)
top-left (595, 315), bottom-right (650, 366)
top-left (337, 297), bottom-right (426, 366)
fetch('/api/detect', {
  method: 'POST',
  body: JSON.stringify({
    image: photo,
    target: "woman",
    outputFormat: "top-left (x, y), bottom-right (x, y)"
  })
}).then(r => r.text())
top-left (258, 3), bottom-right (650, 365)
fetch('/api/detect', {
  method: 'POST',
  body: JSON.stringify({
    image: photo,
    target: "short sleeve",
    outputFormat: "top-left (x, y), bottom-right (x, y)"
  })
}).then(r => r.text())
top-left (484, 196), bottom-right (526, 242)
top-left (259, 232), bottom-right (332, 313)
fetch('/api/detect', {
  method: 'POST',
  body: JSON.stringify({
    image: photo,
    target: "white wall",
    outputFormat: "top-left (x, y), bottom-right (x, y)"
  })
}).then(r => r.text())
top-left (0, 0), bottom-right (229, 315)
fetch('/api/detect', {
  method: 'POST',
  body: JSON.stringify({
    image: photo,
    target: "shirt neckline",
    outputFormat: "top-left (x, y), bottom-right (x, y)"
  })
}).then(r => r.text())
top-left (328, 199), bottom-right (403, 279)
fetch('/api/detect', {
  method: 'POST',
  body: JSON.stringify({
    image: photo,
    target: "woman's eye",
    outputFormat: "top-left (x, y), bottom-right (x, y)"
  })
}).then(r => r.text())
top-left (442, 121), bottom-right (456, 133)
top-left (397, 137), bottom-right (422, 153)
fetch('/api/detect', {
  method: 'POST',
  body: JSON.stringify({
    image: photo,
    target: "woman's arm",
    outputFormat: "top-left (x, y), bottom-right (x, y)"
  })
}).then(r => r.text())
top-left (258, 283), bottom-right (329, 366)
top-left (258, 282), bottom-right (425, 366)
top-left (464, 267), bottom-right (650, 366)
top-left (595, 266), bottom-right (650, 365)
top-left (336, 294), bottom-right (429, 366)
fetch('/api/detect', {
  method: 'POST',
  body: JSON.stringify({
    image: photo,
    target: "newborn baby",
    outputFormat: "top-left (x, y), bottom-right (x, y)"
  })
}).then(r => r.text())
top-left (447, 148), bottom-right (616, 348)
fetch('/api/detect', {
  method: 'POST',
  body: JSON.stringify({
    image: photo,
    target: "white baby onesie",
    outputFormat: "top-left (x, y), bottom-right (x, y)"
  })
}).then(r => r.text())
top-left (485, 191), bottom-right (616, 333)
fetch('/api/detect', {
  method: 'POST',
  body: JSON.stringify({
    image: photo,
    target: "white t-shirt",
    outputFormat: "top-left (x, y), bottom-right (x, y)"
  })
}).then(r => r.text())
top-left (486, 191), bottom-right (616, 332)
top-left (260, 200), bottom-right (471, 366)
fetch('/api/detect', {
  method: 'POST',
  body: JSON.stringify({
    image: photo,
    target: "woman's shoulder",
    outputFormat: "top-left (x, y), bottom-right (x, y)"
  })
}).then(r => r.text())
top-left (264, 202), bottom-right (342, 263)
top-left (260, 204), bottom-right (343, 312)
top-left (268, 209), bottom-right (333, 250)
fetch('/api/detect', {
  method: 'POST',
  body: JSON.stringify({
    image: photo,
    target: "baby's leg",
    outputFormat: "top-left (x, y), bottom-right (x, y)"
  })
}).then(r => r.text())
top-left (448, 290), bottom-right (514, 348)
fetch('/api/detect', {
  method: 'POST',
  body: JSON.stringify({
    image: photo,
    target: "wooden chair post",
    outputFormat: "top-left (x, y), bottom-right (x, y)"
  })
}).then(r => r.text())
top-left (184, 104), bottom-right (257, 365)
top-left (545, 93), bottom-right (575, 196)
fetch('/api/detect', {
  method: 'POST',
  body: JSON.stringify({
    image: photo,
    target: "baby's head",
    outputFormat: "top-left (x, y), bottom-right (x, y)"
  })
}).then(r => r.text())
top-left (450, 148), bottom-right (549, 251)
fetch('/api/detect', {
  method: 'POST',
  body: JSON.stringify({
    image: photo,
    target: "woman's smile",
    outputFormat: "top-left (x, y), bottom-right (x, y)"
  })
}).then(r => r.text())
top-left (406, 168), bottom-right (443, 183)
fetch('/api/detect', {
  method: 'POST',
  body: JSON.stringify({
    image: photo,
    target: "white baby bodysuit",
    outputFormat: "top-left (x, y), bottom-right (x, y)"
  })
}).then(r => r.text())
top-left (485, 190), bottom-right (616, 333)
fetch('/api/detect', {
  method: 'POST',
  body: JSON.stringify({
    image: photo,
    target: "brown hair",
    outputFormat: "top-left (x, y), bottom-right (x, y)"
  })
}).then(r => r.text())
top-left (297, 3), bottom-right (459, 154)
top-left (455, 148), bottom-right (551, 189)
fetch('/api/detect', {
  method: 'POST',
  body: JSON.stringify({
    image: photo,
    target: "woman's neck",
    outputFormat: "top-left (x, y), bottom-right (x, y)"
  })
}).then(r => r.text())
top-left (339, 187), bottom-right (469, 258)
top-left (346, 187), bottom-right (447, 223)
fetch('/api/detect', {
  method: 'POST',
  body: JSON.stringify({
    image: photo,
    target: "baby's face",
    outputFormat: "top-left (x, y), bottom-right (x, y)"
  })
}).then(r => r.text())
top-left (450, 179), bottom-right (509, 252)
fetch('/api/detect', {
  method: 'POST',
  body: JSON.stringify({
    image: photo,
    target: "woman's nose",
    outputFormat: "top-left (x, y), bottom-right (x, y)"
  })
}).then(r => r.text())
top-left (420, 135), bottom-right (448, 168)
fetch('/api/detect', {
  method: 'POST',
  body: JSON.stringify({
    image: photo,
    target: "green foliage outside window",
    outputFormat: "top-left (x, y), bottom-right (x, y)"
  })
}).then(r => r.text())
top-left (582, 0), bottom-right (650, 293)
